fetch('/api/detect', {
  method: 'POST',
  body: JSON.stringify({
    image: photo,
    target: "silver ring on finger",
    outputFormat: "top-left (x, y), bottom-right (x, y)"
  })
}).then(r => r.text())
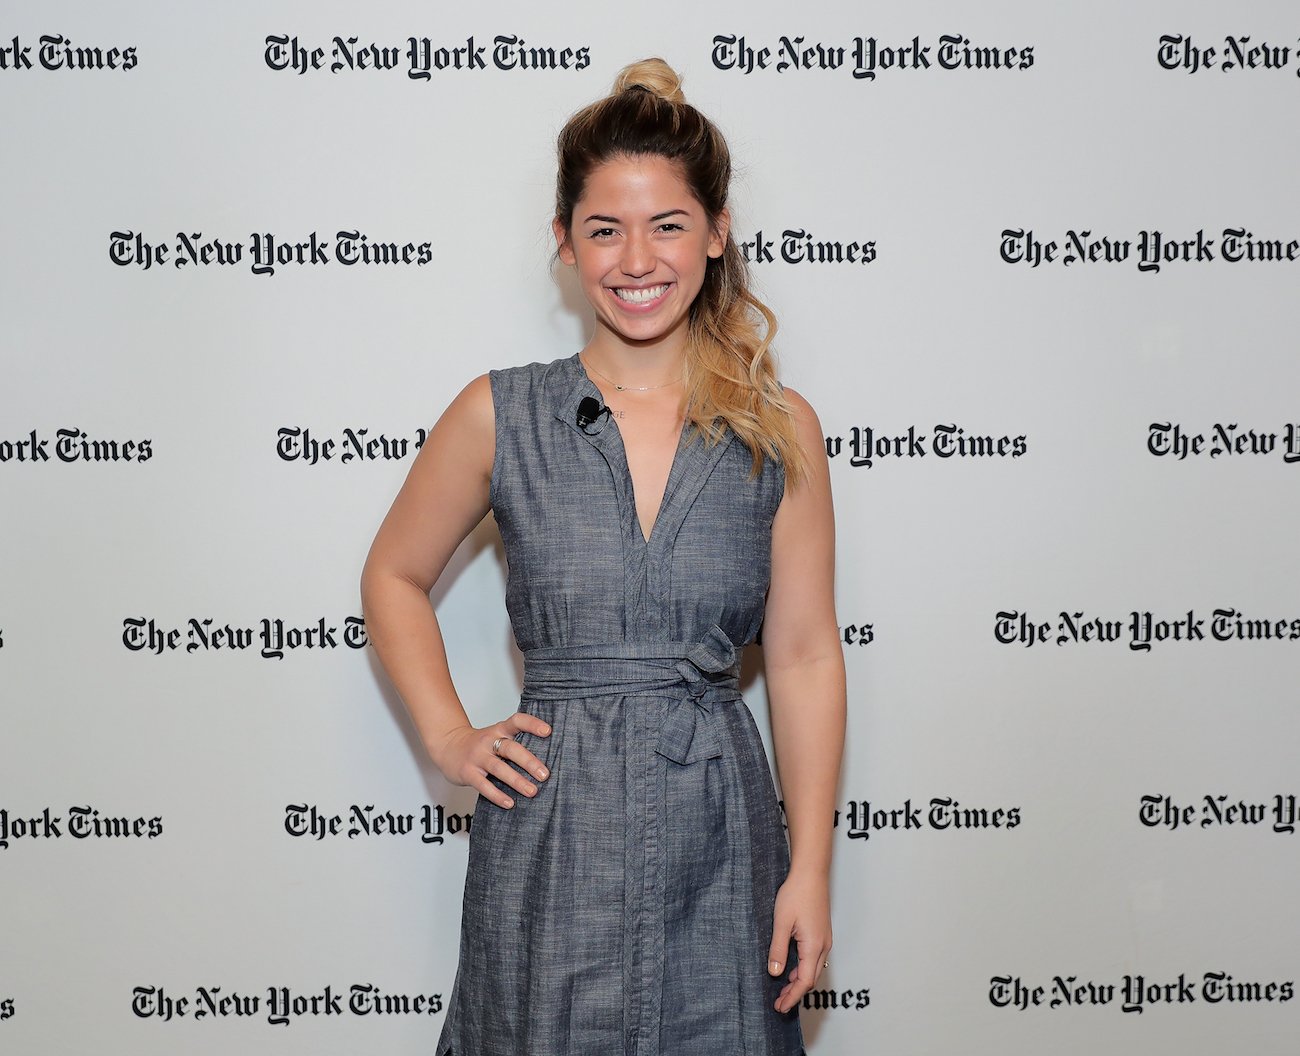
top-left (491, 736), bottom-right (506, 757)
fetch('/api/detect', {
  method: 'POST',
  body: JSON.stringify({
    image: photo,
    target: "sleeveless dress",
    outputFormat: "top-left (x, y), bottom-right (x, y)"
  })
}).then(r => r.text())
top-left (436, 352), bottom-right (805, 1056)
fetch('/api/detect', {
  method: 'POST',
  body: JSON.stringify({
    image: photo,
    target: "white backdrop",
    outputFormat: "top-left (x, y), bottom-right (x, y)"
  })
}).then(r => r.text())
top-left (3, 2), bottom-right (1298, 1054)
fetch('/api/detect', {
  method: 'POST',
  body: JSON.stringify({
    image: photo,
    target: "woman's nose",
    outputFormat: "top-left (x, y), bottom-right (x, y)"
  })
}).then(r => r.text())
top-left (620, 233), bottom-right (655, 277)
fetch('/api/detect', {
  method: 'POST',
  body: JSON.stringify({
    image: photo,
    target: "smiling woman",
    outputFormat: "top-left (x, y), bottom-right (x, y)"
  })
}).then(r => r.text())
top-left (554, 154), bottom-right (726, 361)
top-left (549, 60), bottom-right (810, 485)
top-left (360, 55), bottom-right (845, 1056)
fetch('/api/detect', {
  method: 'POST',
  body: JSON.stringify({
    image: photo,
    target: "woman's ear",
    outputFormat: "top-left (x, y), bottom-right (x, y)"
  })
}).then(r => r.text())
top-left (553, 217), bottom-right (576, 266)
top-left (708, 206), bottom-right (731, 259)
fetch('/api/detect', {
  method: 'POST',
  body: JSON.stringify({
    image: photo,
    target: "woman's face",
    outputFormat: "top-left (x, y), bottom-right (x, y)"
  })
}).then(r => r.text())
top-left (554, 153), bottom-right (728, 358)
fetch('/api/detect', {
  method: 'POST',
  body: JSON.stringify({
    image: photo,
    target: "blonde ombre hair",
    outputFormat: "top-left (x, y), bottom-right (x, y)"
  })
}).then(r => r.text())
top-left (553, 57), bottom-right (809, 488)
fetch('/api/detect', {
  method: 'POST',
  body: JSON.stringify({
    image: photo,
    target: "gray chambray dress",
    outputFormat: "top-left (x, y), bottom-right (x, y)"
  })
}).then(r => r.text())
top-left (436, 351), bottom-right (805, 1056)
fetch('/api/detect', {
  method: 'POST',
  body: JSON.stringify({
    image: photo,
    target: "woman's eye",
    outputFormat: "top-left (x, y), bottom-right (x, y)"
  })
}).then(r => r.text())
top-left (658, 223), bottom-right (685, 233)
top-left (588, 228), bottom-right (616, 240)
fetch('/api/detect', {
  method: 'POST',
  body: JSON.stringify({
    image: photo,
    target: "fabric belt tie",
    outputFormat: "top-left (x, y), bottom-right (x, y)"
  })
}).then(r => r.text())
top-left (520, 623), bottom-right (742, 765)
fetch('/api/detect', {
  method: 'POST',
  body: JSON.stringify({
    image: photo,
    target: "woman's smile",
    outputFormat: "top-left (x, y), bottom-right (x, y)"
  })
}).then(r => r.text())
top-left (608, 281), bottom-right (674, 311)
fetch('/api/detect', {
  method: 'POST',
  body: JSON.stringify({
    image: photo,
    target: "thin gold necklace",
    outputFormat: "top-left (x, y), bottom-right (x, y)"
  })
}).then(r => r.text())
top-left (581, 353), bottom-right (683, 392)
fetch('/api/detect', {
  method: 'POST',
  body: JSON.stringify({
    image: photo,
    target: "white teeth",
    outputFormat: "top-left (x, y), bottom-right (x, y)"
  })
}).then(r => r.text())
top-left (613, 284), bottom-right (669, 303)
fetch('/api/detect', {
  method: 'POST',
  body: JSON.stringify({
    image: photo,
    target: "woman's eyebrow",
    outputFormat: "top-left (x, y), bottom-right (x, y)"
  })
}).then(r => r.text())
top-left (582, 209), bottom-right (691, 224)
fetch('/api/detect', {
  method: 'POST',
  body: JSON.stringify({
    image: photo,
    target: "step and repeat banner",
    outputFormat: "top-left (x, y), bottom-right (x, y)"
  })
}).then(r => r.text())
top-left (3, 2), bottom-right (1297, 1054)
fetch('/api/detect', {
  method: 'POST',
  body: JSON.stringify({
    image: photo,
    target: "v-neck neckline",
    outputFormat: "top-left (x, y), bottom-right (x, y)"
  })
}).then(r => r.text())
top-left (552, 352), bottom-right (740, 586)
top-left (574, 353), bottom-right (691, 547)
top-left (625, 414), bottom-right (692, 547)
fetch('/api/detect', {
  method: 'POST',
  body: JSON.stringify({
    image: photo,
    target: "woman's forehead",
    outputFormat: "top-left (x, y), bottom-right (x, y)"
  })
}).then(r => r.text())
top-left (576, 155), bottom-right (699, 216)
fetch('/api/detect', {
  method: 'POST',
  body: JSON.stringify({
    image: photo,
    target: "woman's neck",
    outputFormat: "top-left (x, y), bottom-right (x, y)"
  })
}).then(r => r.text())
top-left (581, 336), bottom-right (687, 391)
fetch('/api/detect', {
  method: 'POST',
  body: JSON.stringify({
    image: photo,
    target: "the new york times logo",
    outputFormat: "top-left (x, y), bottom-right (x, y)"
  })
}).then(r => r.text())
top-left (825, 426), bottom-right (1027, 467)
top-left (123, 617), bottom-right (369, 659)
top-left (774, 798), bottom-right (1021, 837)
top-left (1158, 34), bottom-right (1296, 76)
top-left (1002, 227), bottom-right (1299, 272)
top-left (285, 804), bottom-right (473, 845)
top-left (277, 427), bottom-right (429, 464)
top-left (834, 798), bottom-right (1021, 838)
top-left (741, 229), bottom-right (875, 266)
top-left (133, 984), bottom-right (443, 1024)
top-left (991, 972), bottom-right (1295, 1013)
top-left (711, 34), bottom-right (1033, 79)
top-left (0, 429), bottom-right (152, 463)
top-left (1141, 794), bottom-right (1299, 834)
top-left (265, 34), bottom-right (590, 78)
top-left (1149, 422), bottom-right (1300, 462)
top-left (0, 806), bottom-right (163, 850)
top-left (109, 231), bottom-right (432, 276)
top-left (0, 33), bottom-right (137, 71)
top-left (997, 608), bottom-right (1300, 651)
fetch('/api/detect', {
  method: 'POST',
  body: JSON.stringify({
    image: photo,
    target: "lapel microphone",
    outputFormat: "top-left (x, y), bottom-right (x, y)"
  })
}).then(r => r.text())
top-left (576, 396), bottom-right (611, 432)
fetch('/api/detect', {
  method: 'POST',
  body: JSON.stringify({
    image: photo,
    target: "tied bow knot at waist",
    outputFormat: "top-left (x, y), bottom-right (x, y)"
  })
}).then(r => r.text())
top-left (520, 625), bottom-right (743, 765)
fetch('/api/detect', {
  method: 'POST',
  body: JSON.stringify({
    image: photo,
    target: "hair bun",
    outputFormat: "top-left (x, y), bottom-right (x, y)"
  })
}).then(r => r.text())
top-left (612, 57), bottom-right (686, 105)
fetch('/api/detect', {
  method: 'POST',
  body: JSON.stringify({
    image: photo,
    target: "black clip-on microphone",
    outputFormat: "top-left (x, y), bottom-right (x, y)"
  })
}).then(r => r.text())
top-left (576, 395), bottom-right (611, 433)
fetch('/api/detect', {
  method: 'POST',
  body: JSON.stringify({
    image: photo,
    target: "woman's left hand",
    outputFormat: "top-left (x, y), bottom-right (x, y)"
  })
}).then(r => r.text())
top-left (767, 867), bottom-right (833, 1014)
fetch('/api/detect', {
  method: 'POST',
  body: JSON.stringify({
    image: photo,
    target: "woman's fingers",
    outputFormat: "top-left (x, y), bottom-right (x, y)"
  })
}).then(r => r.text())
top-left (457, 715), bottom-right (554, 808)
top-left (773, 941), bottom-right (830, 1013)
top-left (498, 716), bottom-right (552, 781)
top-left (509, 712), bottom-right (553, 739)
top-left (485, 752), bottom-right (539, 796)
top-left (476, 772), bottom-right (515, 809)
top-left (767, 908), bottom-right (793, 977)
top-left (475, 753), bottom-right (529, 809)
top-left (476, 717), bottom-right (554, 805)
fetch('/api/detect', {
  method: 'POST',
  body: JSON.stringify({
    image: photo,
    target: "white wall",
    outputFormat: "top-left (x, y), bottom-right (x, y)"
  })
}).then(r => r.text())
top-left (3, 2), bottom-right (1297, 1053)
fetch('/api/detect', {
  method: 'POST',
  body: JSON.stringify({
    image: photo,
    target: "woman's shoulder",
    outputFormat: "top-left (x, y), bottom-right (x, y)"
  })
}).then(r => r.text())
top-left (483, 354), bottom-right (577, 418)
top-left (768, 383), bottom-right (827, 497)
top-left (768, 384), bottom-right (823, 442)
top-left (431, 373), bottom-right (495, 450)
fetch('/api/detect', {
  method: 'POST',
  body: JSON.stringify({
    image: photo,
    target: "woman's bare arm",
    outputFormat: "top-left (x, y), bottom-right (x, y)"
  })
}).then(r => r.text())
top-left (359, 373), bottom-right (551, 808)
top-left (760, 385), bottom-right (847, 1011)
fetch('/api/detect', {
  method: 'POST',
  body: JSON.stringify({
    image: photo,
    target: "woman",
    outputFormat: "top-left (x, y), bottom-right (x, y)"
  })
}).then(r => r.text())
top-left (361, 57), bottom-right (846, 1055)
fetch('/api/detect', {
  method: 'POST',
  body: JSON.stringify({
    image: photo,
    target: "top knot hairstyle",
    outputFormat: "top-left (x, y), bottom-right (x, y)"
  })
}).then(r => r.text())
top-left (554, 57), bottom-right (808, 487)
top-left (611, 58), bottom-right (687, 105)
